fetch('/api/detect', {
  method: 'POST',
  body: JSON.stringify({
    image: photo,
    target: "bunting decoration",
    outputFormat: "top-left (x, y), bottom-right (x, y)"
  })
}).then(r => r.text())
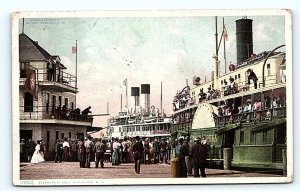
top-left (25, 70), bottom-right (37, 99)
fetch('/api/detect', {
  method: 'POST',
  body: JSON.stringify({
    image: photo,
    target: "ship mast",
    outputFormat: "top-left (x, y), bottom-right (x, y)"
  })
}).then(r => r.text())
top-left (223, 18), bottom-right (227, 74)
top-left (160, 81), bottom-right (162, 117)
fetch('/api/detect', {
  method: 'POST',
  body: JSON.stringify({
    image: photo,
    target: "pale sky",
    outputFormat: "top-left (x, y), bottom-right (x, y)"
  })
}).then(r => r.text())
top-left (19, 15), bottom-right (285, 127)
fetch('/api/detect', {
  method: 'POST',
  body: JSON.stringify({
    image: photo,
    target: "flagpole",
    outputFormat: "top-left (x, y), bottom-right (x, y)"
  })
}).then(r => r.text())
top-left (160, 81), bottom-right (162, 117)
top-left (75, 40), bottom-right (78, 109)
top-left (22, 18), bottom-right (25, 33)
top-left (126, 80), bottom-right (128, 112)
top-left (121, 94), bottom-right (122, 112)
top-left (223, 18), bottom-right (227, 74)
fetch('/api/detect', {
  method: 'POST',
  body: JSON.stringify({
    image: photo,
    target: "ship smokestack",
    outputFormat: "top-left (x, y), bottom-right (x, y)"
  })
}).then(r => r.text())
top-left (140, 84), bottom-right (150, 113)
top-left (236, 18), bottom-right (253, 65)
top-left (131, 87), bottom-right (140, 113)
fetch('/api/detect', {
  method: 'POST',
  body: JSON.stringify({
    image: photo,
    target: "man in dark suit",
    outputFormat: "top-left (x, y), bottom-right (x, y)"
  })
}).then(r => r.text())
top-left (78, 137), bottom-right (86, 168)
top-left (247, 69), bottom-right (258, 89)
top-left (54, 139), bottom-right (62, 163)
top-left (190, 137), bottom-right (208, 177)
top-left (132, 136), bottom-right (144, 174)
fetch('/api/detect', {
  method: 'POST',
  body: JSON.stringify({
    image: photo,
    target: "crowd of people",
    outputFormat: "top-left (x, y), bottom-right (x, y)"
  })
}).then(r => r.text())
top-left (54, 106), bottom-right (92, 121)
top-left (20, 135), bottom-right (210, 177)
top-left (174, 136), bottom-right (208, 178)
top-left (20, 138), bottom-right (45, 164)
top-left (173, 69), bottom-right (260, 112)
top-left (216, 96), bottom-right (283, 124)
top-left (173, 86), bottom-right (193, 111)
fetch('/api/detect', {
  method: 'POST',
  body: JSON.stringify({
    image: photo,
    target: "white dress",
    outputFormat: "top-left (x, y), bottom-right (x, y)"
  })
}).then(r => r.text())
top-left (30, 144), bottom-right (45, 164)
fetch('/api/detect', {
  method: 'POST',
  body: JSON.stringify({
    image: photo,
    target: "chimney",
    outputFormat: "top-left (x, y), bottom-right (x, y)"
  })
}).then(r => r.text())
top-left (140, 84), bottom-right (150, 113)
top-left (130, 87), bottom-right (140, 114)
top-left (236, 18), bottom-right (253, 65)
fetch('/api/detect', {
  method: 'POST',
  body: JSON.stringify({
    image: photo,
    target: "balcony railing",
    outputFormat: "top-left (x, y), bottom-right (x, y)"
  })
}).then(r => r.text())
top-left (20, 67), bottom-right (77, 88)
top-left (20, 105), bottom-right (93, 123)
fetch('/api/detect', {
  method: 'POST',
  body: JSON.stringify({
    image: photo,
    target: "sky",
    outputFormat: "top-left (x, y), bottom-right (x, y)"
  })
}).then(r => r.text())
top-left (19, 14), bottom-right (285, 127)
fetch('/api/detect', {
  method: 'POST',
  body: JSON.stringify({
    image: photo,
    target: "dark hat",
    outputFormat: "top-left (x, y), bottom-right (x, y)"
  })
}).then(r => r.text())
top-left (135, 136), bottom-right (140, 140)
top-left (195, 137), bottom-right (201, 141)
top-left (86, 134), bottom-right (92, 140)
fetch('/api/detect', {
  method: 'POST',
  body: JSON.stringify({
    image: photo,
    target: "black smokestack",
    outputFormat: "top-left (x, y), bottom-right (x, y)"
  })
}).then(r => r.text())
top-left (131, 87), bottom-right (140, 113)
top-left (141, 84), bottom-right (150, 94)
top-left (131, 87), bottom-right (140, 96)
top-left (141, 84), bottom-right (150, 113)
top-left (236, 18), bottom-right (253, 65)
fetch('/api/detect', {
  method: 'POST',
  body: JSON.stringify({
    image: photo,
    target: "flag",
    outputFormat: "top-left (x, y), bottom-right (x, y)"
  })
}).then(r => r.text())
top-left (72, 46), bottom-right (77, 54)
top-left (123, 78), bottom-right (127, 86)
top-left (224, 26), bottom-right (228, 41)
top-left (25, 70), bottom-right (37, 99)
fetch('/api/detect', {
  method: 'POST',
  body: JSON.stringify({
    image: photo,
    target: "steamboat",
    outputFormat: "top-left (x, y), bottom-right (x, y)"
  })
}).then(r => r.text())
top-left (171, 17), bottom-right (287, 171)
top-left (106, 84), bottom-right (172, 140)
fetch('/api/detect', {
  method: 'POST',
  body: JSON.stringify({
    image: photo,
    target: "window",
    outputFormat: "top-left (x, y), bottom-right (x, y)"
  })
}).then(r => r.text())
top-left (52, 95), bottom-right (56, 115)
top-left (65, 98), bottom-right (69, 108)
top-left (20, 62), bottom-right (29, 78)
top-left (267, 64), bottom-right (271, 76)
top-left (69, 132), bottom-right (71, 139)
top-left (250, 132), bottom-right (255, 144)
top-left (47, 130), bottom-right (50, 151)
top-left (70, 102), bottom-right (74, 111)
top-left (24, 92), bottom-right (33, 112)
top-left (263, 130), bottom-right (268, 144)
top-left (238, 74), bottom-right (241, 79)
top-left (56, 131), bottom-right (59, 141)
top-left (61, 133), bottom-right (64, 139)
top-left (46, 93), bottom-right (50, 113)
top-left (221, 80), bottom-right (223, 84)
top-left (240, 131), bottom-right (244, 144)
top-left (58, 96), bottom-right (62, 107)
top-left (136, 126), bottom-right (140, 131)
top-left (235, 75), bottom-right (237, 80)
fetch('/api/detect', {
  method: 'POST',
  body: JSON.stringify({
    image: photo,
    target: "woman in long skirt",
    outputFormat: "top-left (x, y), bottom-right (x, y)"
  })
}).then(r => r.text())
top-left (30, 140), bottom-right (45, 164)
top-left (112, 139), bottom-right (121, 165)
top-left (62, 138), bottom-right (70, 161)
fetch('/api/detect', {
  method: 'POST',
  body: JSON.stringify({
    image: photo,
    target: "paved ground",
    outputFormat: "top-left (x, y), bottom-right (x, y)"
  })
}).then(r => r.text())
top-left (20, 161), bottom-right (284, 180)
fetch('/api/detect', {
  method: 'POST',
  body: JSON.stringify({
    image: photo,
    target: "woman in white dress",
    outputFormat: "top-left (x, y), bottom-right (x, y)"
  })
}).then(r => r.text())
top-left (30, 140), bottom-right (45, 164)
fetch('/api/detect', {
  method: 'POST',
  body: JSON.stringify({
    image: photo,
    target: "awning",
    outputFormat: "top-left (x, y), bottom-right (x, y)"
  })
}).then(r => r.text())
top-left (215, 123), bottom-right (241, 134)
top-left (250, 118), bottom-right (286, 132)
top-left (87, 126), bottom-right (103, 133)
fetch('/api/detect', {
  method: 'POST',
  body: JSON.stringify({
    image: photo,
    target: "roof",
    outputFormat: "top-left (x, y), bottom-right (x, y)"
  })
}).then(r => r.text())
top-left (215, 123), bottom-right (240, 134)
top-left (19, 33), bottom-right (52, 61)
top-left (250, 118), bottom-right (286, 132)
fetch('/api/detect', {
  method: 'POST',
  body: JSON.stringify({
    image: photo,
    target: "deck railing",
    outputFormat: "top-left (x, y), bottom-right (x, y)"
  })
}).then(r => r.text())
top-left (216, 106), bottom-right (286, 126)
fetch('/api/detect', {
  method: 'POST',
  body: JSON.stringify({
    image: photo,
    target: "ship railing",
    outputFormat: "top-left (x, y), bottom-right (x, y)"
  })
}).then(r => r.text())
top-left (216, 106), bottom-right (286, 126)
top-left (150, 130), bottom-right (170, 134)
top-left (19, 105), bottom-right (94, 122)
top-left (195, 76), bottom-right (282, 104)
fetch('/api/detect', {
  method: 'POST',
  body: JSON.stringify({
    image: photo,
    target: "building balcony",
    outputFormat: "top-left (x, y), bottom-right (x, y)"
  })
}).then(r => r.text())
top-left (19, 68), bottom-right (77, 93)
top-left (20, 106), bottom-right (93, 126)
